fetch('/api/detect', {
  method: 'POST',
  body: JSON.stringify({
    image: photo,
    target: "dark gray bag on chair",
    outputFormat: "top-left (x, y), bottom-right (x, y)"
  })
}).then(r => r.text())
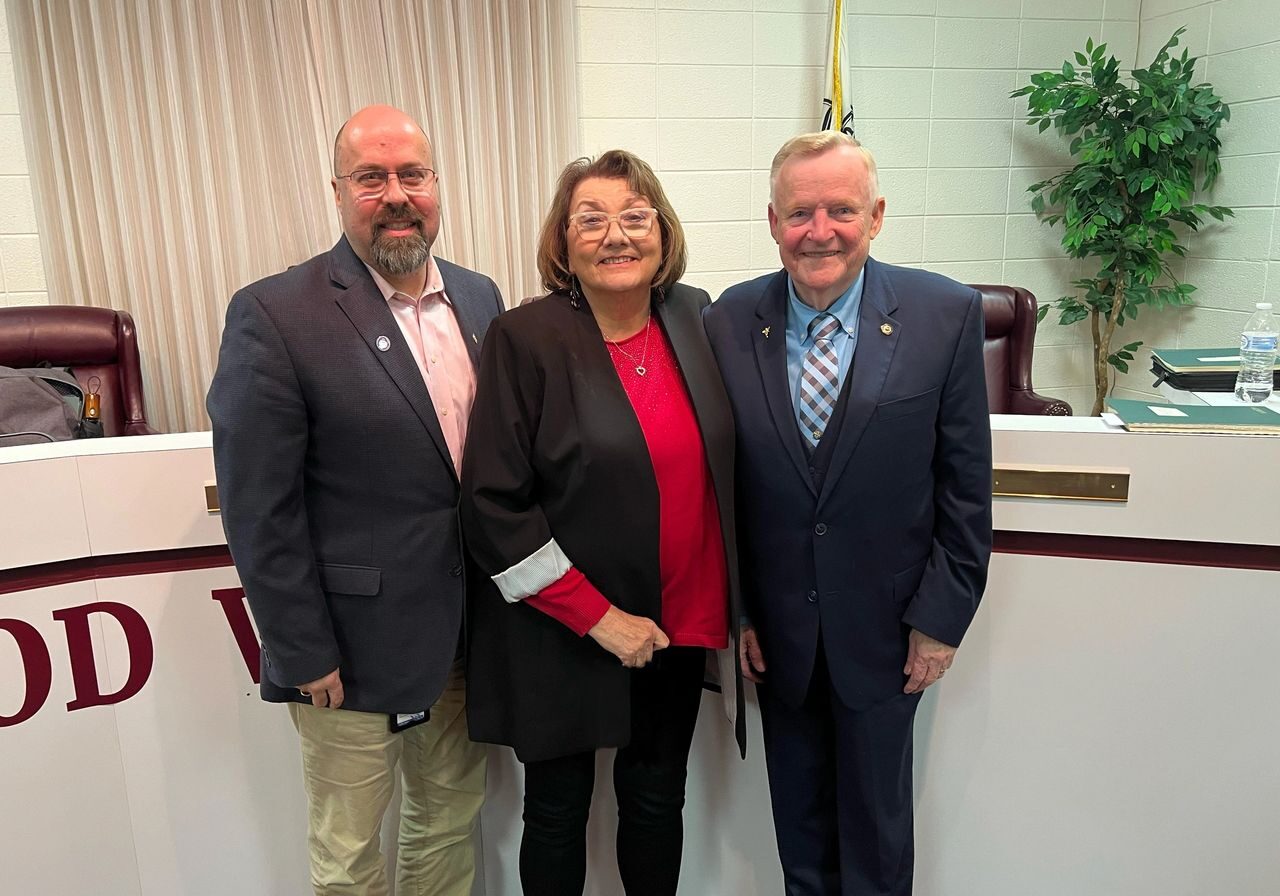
top-left (0, 366), bottom-right (88, 446)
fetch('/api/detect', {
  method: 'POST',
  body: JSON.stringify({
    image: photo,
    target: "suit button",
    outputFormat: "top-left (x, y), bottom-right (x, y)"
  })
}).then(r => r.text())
top-left (449, 565), bottom-right (462, 577)
top-left (807, 590), bottom-right (818, 602)
top-left (814, 523), bottom-right (828, 536)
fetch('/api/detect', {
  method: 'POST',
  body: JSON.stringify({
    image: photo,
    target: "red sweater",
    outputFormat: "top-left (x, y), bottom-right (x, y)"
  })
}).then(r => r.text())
top-left (525, 320), bottom-right (729, 649)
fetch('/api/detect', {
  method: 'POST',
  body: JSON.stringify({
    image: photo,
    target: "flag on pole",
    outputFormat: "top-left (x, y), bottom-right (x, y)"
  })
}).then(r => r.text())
top-left (821, 0), bottom-right (856, 136)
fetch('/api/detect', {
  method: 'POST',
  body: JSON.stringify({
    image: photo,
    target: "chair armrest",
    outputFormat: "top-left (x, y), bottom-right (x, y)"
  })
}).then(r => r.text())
top-left (1008, 389), bottom-right (1072, 416)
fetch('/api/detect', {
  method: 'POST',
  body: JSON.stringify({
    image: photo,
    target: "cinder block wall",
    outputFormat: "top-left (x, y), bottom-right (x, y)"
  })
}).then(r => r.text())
top-left (1139, 0), bottom-right (1280, 379)
top-left (576, 0), bottom-right (1279, 410)
top-left (0, 2), bottom-right (46, 308)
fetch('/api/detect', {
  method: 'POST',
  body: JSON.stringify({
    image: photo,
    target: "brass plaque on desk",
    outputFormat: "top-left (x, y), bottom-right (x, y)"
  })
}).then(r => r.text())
top-left (205, 483), bottom-right (220, 513)
top-left (992, 467), bottom-right (1129, 502)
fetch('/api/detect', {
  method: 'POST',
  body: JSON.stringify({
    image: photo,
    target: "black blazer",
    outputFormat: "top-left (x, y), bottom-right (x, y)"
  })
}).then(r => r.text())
top-left (703, 258), bottom-right (992, 710)
top-left (207, 236), bottom-right (505, 713)
top-left (461, 286), bottom-right (745, 762)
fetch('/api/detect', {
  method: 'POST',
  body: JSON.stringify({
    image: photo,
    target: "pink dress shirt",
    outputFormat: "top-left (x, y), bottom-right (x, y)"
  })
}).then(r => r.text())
top-left (365, 260), bottom-right (476, 472)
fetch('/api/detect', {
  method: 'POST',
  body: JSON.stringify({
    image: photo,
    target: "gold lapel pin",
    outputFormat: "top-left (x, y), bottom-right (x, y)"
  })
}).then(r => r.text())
top-left (762, 326), bottom-right (771, 339)
top-left (880, 322), bottom-right (893, 336)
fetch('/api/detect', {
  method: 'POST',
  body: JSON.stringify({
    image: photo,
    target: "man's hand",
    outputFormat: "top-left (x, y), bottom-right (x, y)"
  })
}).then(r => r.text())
top-left (740, 626), bottom-right (766, 683)
top-left (587, 606), bottom-right (670, 668)
top-left (903, 629), bottom-right (956, 694)
top-left (299, 668), bottom-right (344, 709)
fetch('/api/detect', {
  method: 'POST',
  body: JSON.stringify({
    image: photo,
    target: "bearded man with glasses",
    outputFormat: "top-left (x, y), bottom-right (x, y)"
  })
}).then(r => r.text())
top-left (208, 105), bottom-right (503, 896)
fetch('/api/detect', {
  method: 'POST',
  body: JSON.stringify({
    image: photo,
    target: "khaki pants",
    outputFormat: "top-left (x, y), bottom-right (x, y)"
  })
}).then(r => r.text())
top-left (288, 662), bottom-right (487, 896)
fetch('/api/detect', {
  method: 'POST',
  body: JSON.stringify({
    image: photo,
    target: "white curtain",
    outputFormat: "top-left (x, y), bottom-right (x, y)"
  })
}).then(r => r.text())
top-left (6, 0), bottom-right (578, 432)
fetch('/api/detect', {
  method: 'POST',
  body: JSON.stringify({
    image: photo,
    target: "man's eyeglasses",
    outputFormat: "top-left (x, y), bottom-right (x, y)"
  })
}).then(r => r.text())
top-left (336, 167), bottom-right (437, 198)
top-left (568, 208), bottom-right (659, 239)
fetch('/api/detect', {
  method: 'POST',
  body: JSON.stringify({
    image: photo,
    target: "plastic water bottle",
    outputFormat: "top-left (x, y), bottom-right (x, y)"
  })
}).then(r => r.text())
top-left (1234, 303), bottom-right (1277, 403)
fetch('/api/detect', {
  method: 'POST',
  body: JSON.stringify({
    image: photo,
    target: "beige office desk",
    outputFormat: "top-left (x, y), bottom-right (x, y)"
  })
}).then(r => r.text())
top-left (2, 425), bottom-right (1277, 895)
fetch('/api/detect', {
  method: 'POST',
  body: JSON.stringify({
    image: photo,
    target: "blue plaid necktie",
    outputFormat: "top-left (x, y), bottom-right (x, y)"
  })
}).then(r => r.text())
top-left (799, 313), bottom-right (841, 447)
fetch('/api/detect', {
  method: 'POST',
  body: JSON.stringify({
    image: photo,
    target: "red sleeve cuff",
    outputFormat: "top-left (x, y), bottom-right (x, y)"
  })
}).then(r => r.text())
top-left (524, 567), bottom-right (611, 636)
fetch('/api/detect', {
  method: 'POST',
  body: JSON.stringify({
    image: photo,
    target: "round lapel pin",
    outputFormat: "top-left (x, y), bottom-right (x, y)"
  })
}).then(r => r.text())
top-left (376, 335), bottom-right (391, 352)
top-left (880, 323), bottom-right (893, 336)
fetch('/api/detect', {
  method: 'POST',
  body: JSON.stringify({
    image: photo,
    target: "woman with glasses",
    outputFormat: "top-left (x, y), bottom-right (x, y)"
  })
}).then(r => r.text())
top-left (460, 150), bottom-right (744, 896)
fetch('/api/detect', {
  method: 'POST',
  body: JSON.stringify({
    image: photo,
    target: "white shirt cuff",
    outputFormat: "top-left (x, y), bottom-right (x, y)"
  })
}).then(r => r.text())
top-left (491, 538), bottom-right (572, 603)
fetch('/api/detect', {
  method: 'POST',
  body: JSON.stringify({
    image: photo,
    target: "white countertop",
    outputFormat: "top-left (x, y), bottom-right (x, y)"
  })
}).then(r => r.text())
top-left (0, 430), bottom-right (212, 464)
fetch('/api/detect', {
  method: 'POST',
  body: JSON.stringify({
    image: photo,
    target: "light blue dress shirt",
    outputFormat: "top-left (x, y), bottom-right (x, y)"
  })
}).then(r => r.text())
top-left (785, 268), bottom-right (865, 440)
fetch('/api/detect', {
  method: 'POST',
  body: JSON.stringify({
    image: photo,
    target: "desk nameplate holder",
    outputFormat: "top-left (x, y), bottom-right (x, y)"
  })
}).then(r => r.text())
top-left (210, 472), bottom-right (1130, 509)
top-left (992, 467), bottom-right (1130, 502)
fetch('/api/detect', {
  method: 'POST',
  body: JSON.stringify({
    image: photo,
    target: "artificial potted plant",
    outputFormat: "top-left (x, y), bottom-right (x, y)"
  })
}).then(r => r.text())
top-left (1013, 28), bottom-right (1233, 415)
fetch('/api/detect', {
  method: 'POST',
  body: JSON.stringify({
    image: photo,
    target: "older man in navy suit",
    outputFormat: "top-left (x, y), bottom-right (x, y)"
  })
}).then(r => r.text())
top-left (209, 105), bottom-right (504, 896)
top-left (703, 132), bottom-right (992, 896)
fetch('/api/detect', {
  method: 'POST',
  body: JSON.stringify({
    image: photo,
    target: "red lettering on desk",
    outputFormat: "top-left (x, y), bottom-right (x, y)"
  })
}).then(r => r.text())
top-left (53, 602), bottom-right (154, 711)
top-left (1, 585), bottom-right (255, 727)
top-left (211, 587), bottom-right (260, 684)
top-left (0, 619), bottom-right (53, 728)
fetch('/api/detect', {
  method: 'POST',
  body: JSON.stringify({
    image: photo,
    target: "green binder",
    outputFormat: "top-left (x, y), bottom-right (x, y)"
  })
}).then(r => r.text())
top-left (1106, 398), bottom-right (1280, 434)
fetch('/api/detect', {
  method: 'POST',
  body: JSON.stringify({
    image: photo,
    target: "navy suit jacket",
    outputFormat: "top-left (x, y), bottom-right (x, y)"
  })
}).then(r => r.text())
top-left (208, 236), bottom-right (505, 713)
top-left (703, 257), bottom-right (992, 710)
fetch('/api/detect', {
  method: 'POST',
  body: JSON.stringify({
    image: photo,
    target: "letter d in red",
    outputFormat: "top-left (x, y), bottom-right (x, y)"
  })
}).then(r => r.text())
top-left (54, 602), bottom-right (155, 711)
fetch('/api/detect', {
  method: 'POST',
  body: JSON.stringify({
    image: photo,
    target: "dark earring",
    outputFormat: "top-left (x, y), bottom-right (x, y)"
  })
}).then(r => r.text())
top-left (569, 275), bottom-right (582, 309)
